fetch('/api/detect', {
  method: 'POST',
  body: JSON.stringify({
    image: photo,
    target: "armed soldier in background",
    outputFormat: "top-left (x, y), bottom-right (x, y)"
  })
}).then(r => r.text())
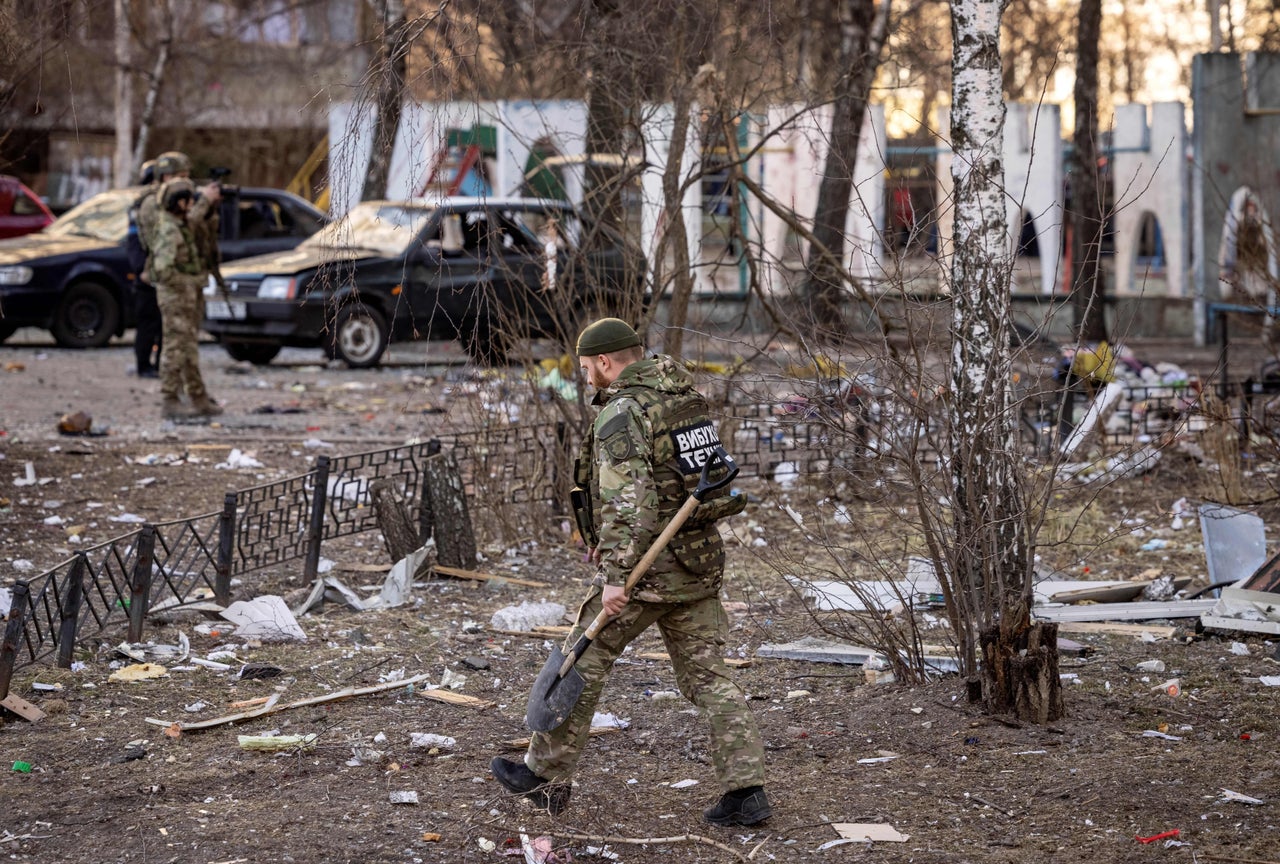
top-left (128, 159), bottom-right (161, 377)
top-left (148, 178), bottom-right (221, 420)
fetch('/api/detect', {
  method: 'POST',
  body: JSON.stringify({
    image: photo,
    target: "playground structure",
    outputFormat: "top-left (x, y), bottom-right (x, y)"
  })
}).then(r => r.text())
top-left (307, 52), bottom-right (1279, 344)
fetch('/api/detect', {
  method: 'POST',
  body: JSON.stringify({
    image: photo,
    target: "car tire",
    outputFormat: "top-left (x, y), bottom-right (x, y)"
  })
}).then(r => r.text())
top-left (461, 316), bottom-right (510, 367)
top-left (0, 322), bottom-right (16, 344)
top-left (52, 281), bottom-right (120, 348)
top-left (328, 305), bottom-right (388, 368)
top-left (223, 340), bottom-right (282, 365)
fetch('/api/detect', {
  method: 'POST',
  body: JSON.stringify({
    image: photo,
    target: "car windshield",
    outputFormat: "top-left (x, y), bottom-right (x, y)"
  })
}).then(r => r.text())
top-left (45, 189), bottom-right (137, 243)
top-left (300, 203), bottom-right (434, 257)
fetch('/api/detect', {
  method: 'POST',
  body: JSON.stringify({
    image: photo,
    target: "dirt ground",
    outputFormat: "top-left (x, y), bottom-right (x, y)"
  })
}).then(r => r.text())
top-left (2, 330), bottom-right (1280, 864)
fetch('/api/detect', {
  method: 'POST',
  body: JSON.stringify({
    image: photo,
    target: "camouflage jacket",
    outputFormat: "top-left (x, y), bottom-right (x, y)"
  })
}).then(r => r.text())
top-left (136, 189), bottom-right (161, 282)
top-left (149, 211), bottom-right (206, 290)
top-left (585, 355), bottom-right (743, 603)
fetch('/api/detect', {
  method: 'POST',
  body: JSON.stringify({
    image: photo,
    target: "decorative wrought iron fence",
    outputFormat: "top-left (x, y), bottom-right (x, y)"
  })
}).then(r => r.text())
top-left (2, 382), bottom-right (1268, 699)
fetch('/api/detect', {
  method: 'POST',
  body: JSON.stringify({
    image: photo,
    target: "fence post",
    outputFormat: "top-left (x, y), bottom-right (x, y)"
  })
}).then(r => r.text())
top-left (418, 439), bottom-right (441, 542)
top-left (553, 421), bottom-right (568, 515)
top-left (303, 455), bottom-right (330, 584)
top-left (57, 555), bottom-right (86, 669)
top-left (216, 492), bottom-right (236, 605)
top-left (0, 581), bottom-right (31, 700)
top-left (128, 526), bottom-right (156, 642)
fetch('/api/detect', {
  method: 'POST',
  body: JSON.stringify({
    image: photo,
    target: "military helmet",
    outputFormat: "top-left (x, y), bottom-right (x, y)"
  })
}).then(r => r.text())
top-left (161, 178), bottom-right (196, 212)
top-left (137, 159), bottom-right (157, 186)
top-left (155, 150), bottom-right (192, 178)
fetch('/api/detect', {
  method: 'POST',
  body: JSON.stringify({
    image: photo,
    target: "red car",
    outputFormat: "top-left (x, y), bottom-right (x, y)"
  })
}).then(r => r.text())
top-left (0, 175), bottom-right (54, 239)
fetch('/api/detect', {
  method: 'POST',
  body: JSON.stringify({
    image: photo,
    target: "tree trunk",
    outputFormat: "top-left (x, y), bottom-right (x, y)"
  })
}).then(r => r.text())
top-left (1069, 0), bottom-right (1108, 343)
top-left (656, 60), bottom-right (696, 360)
top-left (130, 1), bottom-right (173, 171)
top-left (980, 622), bottom-right (1064, 722)
top-left (801, 0), bottom-right (887, 342)
top-left (112, 0), bottom-right (133, 186)
top-left (370, 478), bottom-right (419, 563)
top-left (362, 0), bottom-right (408, 201)
top-left (424, 453), bottom-right (476, 568)
top-left (948, 0), bottom-right (1052, 722)
top-left (582, 0), bottom-right (636, 240)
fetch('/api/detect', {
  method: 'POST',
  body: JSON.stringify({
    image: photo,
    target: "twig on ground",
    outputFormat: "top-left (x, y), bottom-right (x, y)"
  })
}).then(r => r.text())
top-left (539, 829), bottom-right (747, 862)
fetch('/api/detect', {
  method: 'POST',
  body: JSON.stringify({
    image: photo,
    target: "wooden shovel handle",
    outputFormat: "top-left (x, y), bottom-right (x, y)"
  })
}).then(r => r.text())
top-left (577, 446), bottom-right (738, 644)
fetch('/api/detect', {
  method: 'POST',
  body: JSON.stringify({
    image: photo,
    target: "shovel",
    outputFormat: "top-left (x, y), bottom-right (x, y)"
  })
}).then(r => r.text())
top-left (525, 445), bottom-right (739, 732)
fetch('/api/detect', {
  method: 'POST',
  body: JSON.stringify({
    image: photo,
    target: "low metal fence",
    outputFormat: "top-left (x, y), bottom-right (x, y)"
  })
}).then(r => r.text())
top-left (2, 381), bottom-right (1269, 698)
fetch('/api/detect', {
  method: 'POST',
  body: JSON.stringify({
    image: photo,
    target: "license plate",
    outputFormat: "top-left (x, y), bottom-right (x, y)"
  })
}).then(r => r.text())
top-left (206, 300), bottom-right (247, 320)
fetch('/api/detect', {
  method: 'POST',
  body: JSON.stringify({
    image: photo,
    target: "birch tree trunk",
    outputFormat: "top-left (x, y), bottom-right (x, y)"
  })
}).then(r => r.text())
top-left (112, 0), bottom-right (133, 186)
top-left (948, 0), bottom-right (1061, 722)
top-left (800, 0), bottom-right (888, 340)
top-left (130, 0), bottom-right (173, 170)
top-left (362, 0), bottom-right (408, 201)
top-left (1069, 0), bottom-right (1108, 343)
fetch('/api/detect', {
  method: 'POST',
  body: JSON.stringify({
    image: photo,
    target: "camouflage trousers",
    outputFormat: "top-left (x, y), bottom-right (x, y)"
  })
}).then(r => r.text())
top-left (526, 589), bottom-right (765, 792)
top-left (155, 282), bottom-right (208, 402)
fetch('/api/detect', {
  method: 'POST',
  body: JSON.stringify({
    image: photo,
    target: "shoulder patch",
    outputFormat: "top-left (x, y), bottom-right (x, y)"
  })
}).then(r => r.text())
top-left (598, 411), bottom-right (639, 463)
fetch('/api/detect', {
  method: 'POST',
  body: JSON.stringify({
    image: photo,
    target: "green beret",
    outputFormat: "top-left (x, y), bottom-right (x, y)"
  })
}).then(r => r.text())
top-left (576, 317), bottom-right (641, 356)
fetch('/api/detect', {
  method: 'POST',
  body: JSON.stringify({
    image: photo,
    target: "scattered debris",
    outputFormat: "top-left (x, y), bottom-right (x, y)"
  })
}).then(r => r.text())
top-left (146, 673), bottom-right (430, 732)
top-left (830, 823), bottom-right (910, 844)
top-left (380, 544), bottom-right (431, 609)
top-left (434, 563), bottom-right (548, 588)
top-left (108, 663), bottom-right (169, 683)
top-left (490, 600), bottom-right (567, 632)
top-left (409, 733), bottom-right (456, 751)
top-left (1200, 502), bottom-right (1267, 587)
top-left (214, 448), bottom-right (264, 470)
top-left (1217, 789), bottom-right (1264, 805)
top-left (237, 662), bottom-right (283, 680)
top-left (389, 790), bottom-right (419, 805)
top-left (221, 595), bottom-right (307, 642)
top-left (237, 734), bottom-right (317, 752)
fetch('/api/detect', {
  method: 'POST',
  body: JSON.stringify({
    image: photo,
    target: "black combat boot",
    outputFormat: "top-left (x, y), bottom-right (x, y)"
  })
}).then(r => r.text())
top-left (490, 757), bottom-right (571, 816)
top-left (704, 786), bottom-right (771, 826)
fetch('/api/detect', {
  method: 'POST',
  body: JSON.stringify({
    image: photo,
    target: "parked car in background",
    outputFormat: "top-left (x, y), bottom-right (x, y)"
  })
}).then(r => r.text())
top-left (0, 175), bottom-right (55, 239)
top-left (0, 186), bottom-right (326, 347)
top-left (202, 196), bottom-right (647, 367)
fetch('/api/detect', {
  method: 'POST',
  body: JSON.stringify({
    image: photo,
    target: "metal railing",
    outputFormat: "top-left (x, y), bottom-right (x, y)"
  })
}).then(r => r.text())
top-left (2, 382), bottom-right (1270, 699)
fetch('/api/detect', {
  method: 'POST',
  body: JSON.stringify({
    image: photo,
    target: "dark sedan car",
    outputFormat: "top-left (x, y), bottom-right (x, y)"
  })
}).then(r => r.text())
top-left (202, 196), bottom-right (646, 367)
top-left (0, 186), bottom-right (326, 347)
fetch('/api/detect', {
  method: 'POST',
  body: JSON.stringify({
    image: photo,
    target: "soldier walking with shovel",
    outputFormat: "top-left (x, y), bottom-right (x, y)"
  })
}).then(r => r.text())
top-left (491, 318), bottom-right (771, 827)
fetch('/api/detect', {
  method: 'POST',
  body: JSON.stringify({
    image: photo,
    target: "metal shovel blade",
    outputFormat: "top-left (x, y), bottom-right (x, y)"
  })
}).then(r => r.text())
top-left (525, 644), bottom-right (586, 732)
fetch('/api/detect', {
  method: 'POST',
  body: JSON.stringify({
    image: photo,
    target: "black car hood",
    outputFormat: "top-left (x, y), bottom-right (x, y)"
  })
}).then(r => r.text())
top-left (221, 245), bottom-right (379, 278)
top-left (0, 233), bottom-right (115, 264)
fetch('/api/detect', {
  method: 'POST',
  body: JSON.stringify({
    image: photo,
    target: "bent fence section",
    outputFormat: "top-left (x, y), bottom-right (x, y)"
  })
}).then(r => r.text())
top-left (2, 384), bottom-right (1273, 698)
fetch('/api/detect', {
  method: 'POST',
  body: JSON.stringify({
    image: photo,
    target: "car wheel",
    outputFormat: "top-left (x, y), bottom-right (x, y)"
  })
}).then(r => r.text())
top-left (223, 340), bottom-right (282, 365)
top-left (0, 322), bottom-right (16, 344)
top-left (461, 316), bottom-right (510, 367)
top-left (329, 305), bottom-right (388, 368)
top-left (52, 281), bottom-right (120, 348)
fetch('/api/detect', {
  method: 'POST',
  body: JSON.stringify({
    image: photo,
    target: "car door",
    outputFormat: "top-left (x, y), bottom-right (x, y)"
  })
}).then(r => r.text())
top-left (219, 192), bottom-right (319, 262)
top-left (489, 205), bottom-right (560, 338)
top-left (404, 206), bottom-right (493, 339)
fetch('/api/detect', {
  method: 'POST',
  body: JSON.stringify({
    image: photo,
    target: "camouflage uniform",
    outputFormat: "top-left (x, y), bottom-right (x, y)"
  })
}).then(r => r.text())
top-left (150, 190), bottom-right (210, 405)
top-left (525, 355), bottom-right (764, 793)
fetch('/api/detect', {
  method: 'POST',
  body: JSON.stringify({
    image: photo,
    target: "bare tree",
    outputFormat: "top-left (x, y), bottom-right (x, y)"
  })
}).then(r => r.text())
top-left (946, 0), bottom-right (1062, 721)
top-left (1069, 0), bottom-right (1108, 343)
top-left (801, 0), bottom-right (890, 339)
top-left (362, 0), bottom-right (412, 201)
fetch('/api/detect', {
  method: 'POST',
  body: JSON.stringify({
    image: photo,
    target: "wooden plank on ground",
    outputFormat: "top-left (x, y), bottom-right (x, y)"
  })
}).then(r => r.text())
top-left (636, 651), bottom-right (753, 668)
top-left (419, 689), bottom-right (495, 710)
top-left (503, 726), bottom-right (620, 750)
top-left (0, 693), bottom-right (46, 723)
top-left (489, 625), bottom-right (573, 639)
top-left (145, 673), bottom-right (431, 732)
top-left (432, 564), bottom-right (548, 589)
top-left (1055, 622), bottom-right (1178, 638)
